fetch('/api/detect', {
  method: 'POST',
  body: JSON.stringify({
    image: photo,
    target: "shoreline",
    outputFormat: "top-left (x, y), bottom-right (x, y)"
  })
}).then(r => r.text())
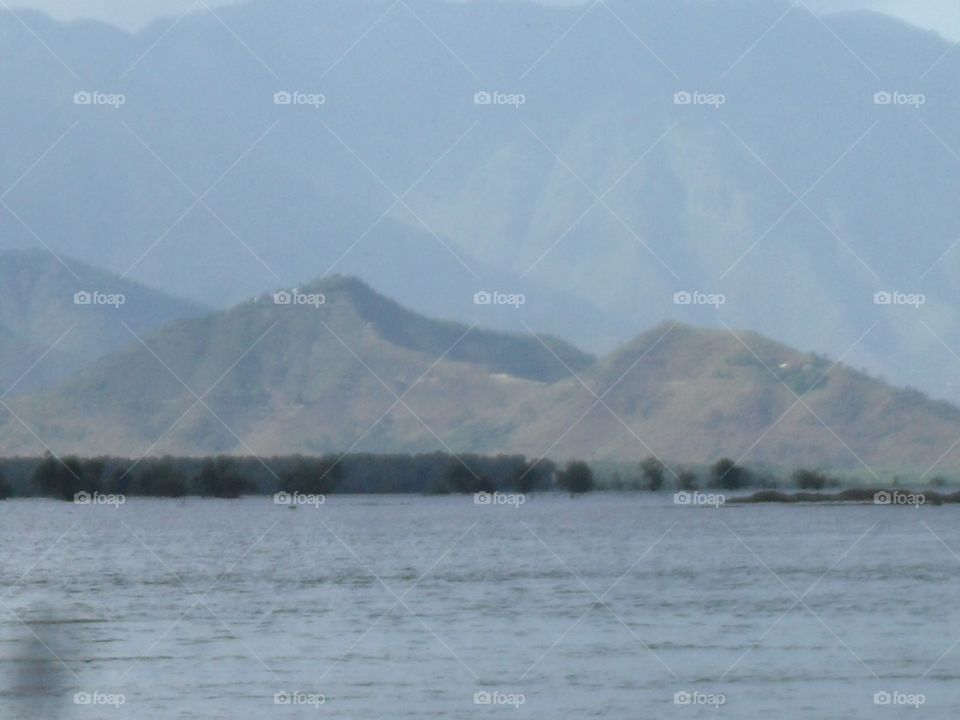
top-left (729, 488), bottom-right (952, 505)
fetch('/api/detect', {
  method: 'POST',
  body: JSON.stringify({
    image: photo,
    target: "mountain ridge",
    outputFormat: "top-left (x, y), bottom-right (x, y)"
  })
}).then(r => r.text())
top-left (5, 0), bottom-right (960, 400)
top-left (2, 275), bottom-right (959, 475)
top-left (0, 249), bottom-right (208, 394)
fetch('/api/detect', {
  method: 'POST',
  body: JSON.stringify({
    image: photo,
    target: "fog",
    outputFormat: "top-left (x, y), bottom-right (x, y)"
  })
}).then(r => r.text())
top-left (9, 0), bottom-right (960, 39)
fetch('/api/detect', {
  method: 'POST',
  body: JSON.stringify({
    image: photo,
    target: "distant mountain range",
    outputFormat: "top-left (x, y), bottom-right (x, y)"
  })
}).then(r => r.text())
top-left (3, 0), bottom-right (960, 403)
top-left (1, 262), bottom-right (958, 476)
top-left (0, 250), bottom-right (206, 394)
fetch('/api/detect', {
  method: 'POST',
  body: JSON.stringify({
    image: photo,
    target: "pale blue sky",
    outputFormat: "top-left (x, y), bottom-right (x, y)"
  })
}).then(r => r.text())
top-left (8, 0), bottom-right (960, 39)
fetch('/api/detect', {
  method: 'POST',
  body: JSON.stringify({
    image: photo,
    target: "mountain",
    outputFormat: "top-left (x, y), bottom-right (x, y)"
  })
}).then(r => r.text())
top-left (0, 249), bottom-right (207, 394)
top-left (3, 0), bottom-right (960, 402)
top-left (2, 277), bottom-right (959, 476)
top-left (0, 276), bottom-right (591, 456)
top-left (505, 322), bottom-right (960, 475)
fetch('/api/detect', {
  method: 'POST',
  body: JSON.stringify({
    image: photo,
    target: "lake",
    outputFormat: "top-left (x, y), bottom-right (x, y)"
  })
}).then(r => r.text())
top-left (0, 494), bottom-right (957, 718)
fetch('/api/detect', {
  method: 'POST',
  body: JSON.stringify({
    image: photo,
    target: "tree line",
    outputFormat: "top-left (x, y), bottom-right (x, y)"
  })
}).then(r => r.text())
top-left (0, 452), bottom-right (596, 500)
top-left (0, 452), bottom-right (920, 501)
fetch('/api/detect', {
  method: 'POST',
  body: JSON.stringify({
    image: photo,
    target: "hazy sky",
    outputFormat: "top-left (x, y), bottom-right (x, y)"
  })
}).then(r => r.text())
top-left (7, 0), bottom-right (960, 39)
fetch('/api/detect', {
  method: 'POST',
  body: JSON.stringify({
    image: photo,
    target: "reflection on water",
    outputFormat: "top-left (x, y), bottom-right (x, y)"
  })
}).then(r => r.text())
top-left (7, 612), bottom-right (72, 719)
top-left (0, 495), bottom-right (958, 718)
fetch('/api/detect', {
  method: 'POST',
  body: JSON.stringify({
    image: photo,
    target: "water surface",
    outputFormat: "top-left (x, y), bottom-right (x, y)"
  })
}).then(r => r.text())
top-left (1, 495), bottom-right (957, 718)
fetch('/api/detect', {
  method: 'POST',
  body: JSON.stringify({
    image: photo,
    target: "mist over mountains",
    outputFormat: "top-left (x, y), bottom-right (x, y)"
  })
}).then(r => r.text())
top-left (3, 0), bottom-right (960, 405)
top-left (11, 1), bottom-right (960, 40)
top-left (7, 6), bottom-right (960, 717)
top-left (3, 0), bottom-right (960, 476)
top-left (0, 250), bottom-right (206, 394)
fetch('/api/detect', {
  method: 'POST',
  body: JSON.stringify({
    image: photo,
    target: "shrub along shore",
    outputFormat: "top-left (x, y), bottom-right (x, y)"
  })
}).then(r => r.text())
top-left (0, 453), bottom-right (567, 499)
top-left (0, 453), bottom-right (948, 500)
top-left (730, 488), bottom-right (957, 504)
